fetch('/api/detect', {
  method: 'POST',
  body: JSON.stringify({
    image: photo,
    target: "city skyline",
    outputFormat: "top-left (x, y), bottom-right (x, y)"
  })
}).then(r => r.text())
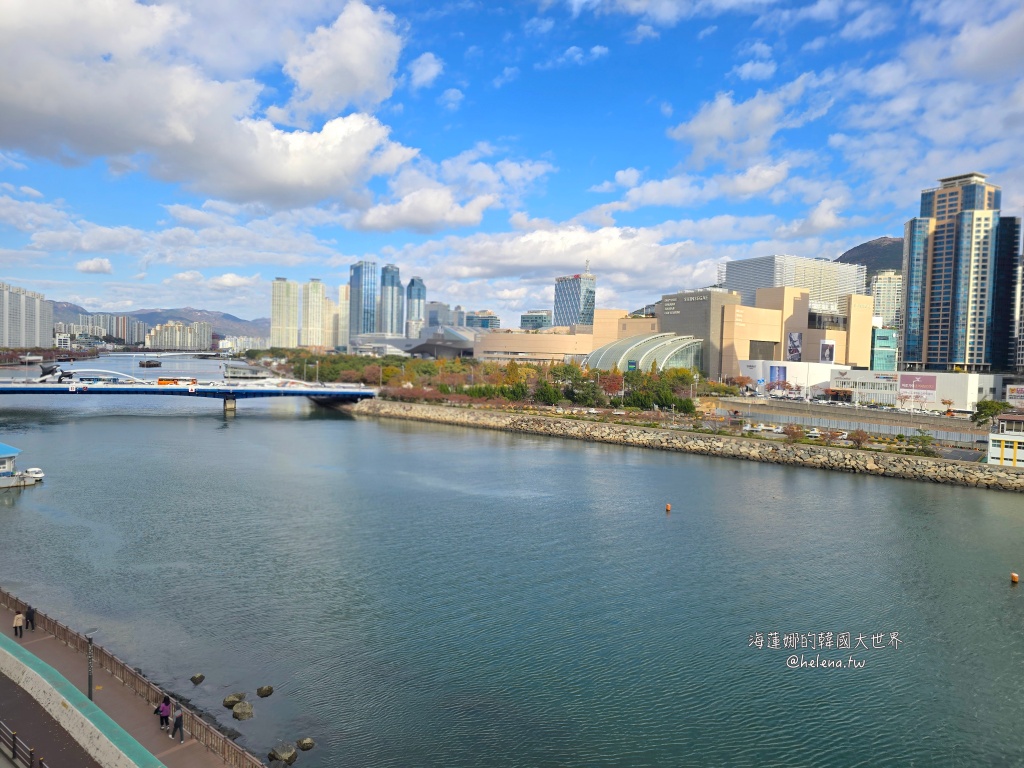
top-left (1, 2), bottom-right (1023, 325)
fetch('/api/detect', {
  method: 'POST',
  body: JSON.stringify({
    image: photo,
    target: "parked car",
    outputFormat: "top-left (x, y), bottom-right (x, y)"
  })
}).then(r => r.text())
top-left (807, 428), bottom-right (822, 439)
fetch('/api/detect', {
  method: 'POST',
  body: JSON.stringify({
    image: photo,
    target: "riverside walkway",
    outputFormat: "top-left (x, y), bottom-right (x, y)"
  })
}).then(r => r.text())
top-left (0, 598), bottom-right (260, 768)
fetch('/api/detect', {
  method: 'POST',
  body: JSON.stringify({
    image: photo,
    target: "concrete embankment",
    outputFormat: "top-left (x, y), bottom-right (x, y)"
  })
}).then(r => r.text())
top-left (350, 400), bottom-right (1024, 493)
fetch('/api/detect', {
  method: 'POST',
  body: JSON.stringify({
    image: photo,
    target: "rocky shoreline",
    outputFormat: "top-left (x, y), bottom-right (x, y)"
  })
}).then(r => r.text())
top-left (349, 400), bottom-right (1024, 493)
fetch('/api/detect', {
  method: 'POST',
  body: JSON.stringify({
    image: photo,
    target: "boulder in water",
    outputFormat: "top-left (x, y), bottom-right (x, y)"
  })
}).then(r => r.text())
top-left (232, 701), bottom-right (254, 721)
top-left (296, 737), bottom-right (315, 751)
top-left (190, 674), bottom-right (205, 685)
top-left (268, 742), bottom-right (298, 765)
top-left (222, 692), bottom-right (246, 709)
top-left (257, 685), bottom-right (274, 698)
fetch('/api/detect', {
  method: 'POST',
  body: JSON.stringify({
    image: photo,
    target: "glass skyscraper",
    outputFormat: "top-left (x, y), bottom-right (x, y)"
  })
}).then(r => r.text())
top-left (348, 260), bottom-right (378, 343)
top-left (405, 276), bottom-right (426, 338)
top-left (553, 267), bottom-right (596, 326)
top-left (901, 173), bottom-right (1022, 372)
top-left (378, 264), bottom-right (403, 336)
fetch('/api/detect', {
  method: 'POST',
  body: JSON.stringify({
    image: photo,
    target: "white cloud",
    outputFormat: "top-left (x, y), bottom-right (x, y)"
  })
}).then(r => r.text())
top-left (697, 25), bottom-right (717, 39)
top-left (668, 74), bottom-right (824, 167)
top-left (356, 188), bottom-right (497, 232)
top-left (731, 59), bottom-right (777, 80)
top-left (408, 52), bottom-right (444, 90)
top-left (660, 101), bottom-right (674, 117)
top-left (0, 0), bottom-right (418, 209)
top-left (168, 271), bottom-right (204, 283)
top-left (493, 67), bottom-right (520, 88)
top-left (615, 168), bottom-right (643, 188)
top-left (19, 186), bottom-right (43, 198)
top-left (525, 17), bottom-right (555, 35)
top-left (840, 6), bottom-right (895, 40)
top-left (563, 0), bottom-right (775, 27)
top-left (537, 45), bottom-right (610, 69)
top-left (267, 1), bottom-right (402, 124)
top-left (713, 161), bottom-right (790, 196)
top-left (75, 257), bottom-right (114, 274)
top-left (438, 88), bottom-right (464, 111)
top-left (628, 25), bottom-right (660, 42)
top-left (209, 272), bottom-right (263, 290)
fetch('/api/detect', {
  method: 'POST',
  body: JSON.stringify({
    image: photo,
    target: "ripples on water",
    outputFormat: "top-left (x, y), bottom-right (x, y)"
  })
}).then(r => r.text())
top-left (2, 359), bottom-right (1024, 766)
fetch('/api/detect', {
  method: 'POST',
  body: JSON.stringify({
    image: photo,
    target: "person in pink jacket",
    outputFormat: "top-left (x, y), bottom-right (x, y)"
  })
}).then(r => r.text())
top-left (158, 696), bottom-right (171, 730)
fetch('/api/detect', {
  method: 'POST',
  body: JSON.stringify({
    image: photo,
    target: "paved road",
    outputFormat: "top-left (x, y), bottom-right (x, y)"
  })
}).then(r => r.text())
top-left (0, 670), bottom-right (102, 768)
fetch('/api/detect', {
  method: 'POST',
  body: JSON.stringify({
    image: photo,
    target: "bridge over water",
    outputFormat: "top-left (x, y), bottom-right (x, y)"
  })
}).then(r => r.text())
top-left (0, 377), bottom-right (376, 414)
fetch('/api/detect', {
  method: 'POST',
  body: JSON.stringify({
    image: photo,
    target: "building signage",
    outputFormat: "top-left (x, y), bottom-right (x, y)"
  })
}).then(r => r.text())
top-left (819, 339), bottom-right (835, 364)
top-left (787, 332), bottom-right (803, 362)
top-left (1007, 385), bottom-right (1024, 407)
top-left (769, 365), bottom-right (787, 384)
top-left (899, 374), bottom-right (937, 402)
top-left (627, 360), bottom-right (638, 372)
top-left (874, 373), bottom-right (897, 382)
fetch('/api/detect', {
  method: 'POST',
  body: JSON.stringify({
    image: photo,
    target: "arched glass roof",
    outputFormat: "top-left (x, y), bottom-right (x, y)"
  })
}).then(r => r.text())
top-left (584, 333), bottom-right (703, 373)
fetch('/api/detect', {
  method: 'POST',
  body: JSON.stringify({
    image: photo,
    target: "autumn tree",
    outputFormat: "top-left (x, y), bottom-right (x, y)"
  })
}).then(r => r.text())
top-left (782, 424), bottom-right (805, 443)
top-left (848, 429), bottom-right (871, 449)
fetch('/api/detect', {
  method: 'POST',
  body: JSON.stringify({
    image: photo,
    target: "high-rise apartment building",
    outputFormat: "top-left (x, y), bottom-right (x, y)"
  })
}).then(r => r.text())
top-left (901, 173), bottom-right (1023, 372)
top-left (349, 261), bottom-right (378, 341)
top-left (145, 321), bottom-right (212, 350)
top-left (870, 270), bottom-right (902, 329)
top-left (553, 265), bottom-right (596, 326)
top-left (426, 301), bottom-right (452, 327)
top-left (719, 254), bottom-right (867, 313)
top-left (0, 282), bottom-right (53, 348)
top-left (270, 277), bottom-right (300, 348)
top-left (378, 264), bottom-right (403, 335)
top-left (405, 276), bottom-right (426, 338)
top-left (337, 285), bottom-right (350, 350)
top-left (301, 279), bottom-right (325, 347)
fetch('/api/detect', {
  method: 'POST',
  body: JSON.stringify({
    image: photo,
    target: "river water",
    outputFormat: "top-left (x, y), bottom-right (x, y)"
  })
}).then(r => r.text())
top-left (2, 357), bottom-right (1024, 767)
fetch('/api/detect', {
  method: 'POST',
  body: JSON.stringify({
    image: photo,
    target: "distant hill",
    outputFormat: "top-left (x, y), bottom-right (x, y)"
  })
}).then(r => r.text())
top-left (52, 302), bottom-right (269, 338)
top-left (836, 237), bottom-right (903, 280)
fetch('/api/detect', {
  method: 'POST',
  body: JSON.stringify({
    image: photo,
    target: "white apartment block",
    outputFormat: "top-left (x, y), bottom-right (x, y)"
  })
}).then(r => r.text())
top-left (1, 281), bottom-right (53, 348)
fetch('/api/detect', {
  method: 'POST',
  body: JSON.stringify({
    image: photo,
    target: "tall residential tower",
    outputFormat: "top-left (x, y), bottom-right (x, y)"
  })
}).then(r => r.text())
top-left (901, 173), bottom-right (1022, 372)
top-left (270, 277), bottom-right (300, 348)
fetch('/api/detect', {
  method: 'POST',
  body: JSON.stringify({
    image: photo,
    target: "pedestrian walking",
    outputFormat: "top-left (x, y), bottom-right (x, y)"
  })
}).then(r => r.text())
top-left (12, 611), bottom-right (24, 638)
top-left (170, 702), bottom-right (185, 743)
top-left (158, 696), bottom-right (171, 730)
top-left (25, 605), bottom-right (35, 632)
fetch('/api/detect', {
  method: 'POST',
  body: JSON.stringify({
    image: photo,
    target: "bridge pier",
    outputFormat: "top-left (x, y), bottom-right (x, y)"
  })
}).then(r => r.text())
top-left (223, 397), bottom-right (237, 415)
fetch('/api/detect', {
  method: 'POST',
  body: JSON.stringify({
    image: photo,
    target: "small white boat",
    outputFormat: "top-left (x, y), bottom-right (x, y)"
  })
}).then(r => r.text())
top-left (24, 468), bottom-right (44, 480)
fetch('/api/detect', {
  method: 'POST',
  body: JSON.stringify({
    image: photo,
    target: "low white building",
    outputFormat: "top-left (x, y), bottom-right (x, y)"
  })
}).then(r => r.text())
top-left (989, 412), bottom-right (1024, 467)
top-left (737, 360), bottom-right (848, 396)
top-left (828, 370), bottom-right (1003, 412)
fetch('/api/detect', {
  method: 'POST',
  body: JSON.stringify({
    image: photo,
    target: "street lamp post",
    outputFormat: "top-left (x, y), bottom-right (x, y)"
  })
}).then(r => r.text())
top-left (315, 360), bottom-right (320, 383)
top-left (84, 628), bottom-right (98, 700)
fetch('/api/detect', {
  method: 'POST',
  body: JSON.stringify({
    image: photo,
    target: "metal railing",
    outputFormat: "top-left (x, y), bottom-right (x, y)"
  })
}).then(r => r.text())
top-left (0, 589), bottom-right (264, 768)
top-left (0, 718), bottom-right (51, 768)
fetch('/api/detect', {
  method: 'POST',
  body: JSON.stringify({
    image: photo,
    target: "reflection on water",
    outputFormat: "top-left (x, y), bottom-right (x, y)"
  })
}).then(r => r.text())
top-left (2, 356), bottom-right (1024, 766)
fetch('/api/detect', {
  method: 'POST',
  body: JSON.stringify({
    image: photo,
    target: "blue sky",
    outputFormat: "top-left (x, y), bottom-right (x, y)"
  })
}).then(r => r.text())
top-left (1, 0), bottom-right (1023, 324)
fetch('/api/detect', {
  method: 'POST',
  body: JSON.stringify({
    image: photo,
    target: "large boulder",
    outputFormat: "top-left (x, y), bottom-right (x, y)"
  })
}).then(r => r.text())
top-left (268, 742), bottom-right (298, 765)
top-left (296, 737), bottom-right (315, 751)
top-left (190, 674), bottom-right (205, 685)
top-left (256, 685), bottom-right (274, 698)
top-left (232, 701), bottom-right (254, 721)
top-left (222, 692), bottom-right (246, 709)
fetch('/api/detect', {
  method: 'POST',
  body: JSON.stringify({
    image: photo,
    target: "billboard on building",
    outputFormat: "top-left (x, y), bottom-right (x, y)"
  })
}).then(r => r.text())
top-left (819, 339), bottom-right (835, 364)
top-left (899, 374), bottom-right (937, 402)
top-left (1007, 385), bottom-right (1024, 407)
top-left (786, 332), bottom-right (803, 362)
top-left (769, 365), bottom-right (787, 384)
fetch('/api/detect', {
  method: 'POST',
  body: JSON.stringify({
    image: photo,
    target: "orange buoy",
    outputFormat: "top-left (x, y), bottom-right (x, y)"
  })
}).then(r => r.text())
top-left (666, 503), bottom-right (671, 513)
top-left (1012, 572), bottom-right (1019, 584)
